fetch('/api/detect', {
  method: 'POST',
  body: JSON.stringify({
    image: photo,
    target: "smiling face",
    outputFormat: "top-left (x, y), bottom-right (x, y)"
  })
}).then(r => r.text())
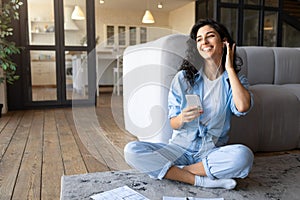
top-left (196, 25), bottom-right (224, 61)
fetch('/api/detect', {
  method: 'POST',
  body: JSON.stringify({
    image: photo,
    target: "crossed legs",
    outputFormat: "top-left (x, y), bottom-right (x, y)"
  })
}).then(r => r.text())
top-left (164, 163), bottom-right (236, 189)
top-left (164, 162), bottom-right (206, 185)
top-left (124, 141), bottom-right (253, 189)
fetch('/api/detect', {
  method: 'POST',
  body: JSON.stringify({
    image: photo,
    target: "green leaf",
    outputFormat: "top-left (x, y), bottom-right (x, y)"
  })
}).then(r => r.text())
top-left (2, 63), bottom-right (8, 70)
top-left (0, 0), bottom-right (23, 85)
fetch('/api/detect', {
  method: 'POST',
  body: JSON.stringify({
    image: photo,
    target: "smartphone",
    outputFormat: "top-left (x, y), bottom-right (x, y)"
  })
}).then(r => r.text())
top-left (185, 94), bottom-right (202, 110)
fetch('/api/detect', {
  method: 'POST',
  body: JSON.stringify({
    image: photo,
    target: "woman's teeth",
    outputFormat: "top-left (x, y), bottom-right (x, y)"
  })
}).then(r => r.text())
top-left (202, 47), bottom-right (212, 52)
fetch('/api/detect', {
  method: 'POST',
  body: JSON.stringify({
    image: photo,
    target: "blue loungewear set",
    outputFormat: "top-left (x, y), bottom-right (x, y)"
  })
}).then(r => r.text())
top-left (124, 69), bottom-right (254, 181)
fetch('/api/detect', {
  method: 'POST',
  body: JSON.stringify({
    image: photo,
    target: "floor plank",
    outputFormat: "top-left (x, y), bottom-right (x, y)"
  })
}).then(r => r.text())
top-left (0, 112), bottom-right (23, 161)
top-left (12, 110), bottom-right (44, 200)
top-left (41, 110), bottom-right (64, 200)
top-left (54, 109), bottom-right (87, 175)
top-left (0, 111), bottom-right (32, 200)
top-left (0, 111), bottom-right (13, 132)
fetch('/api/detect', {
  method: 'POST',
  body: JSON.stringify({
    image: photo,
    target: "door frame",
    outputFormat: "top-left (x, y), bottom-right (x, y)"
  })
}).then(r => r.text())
top-left (11, 0), bottom-right (96, 109)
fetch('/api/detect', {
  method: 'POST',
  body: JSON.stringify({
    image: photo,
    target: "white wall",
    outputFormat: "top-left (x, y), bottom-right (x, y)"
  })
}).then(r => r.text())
top-left (169, 2), bottom-right (195, 35)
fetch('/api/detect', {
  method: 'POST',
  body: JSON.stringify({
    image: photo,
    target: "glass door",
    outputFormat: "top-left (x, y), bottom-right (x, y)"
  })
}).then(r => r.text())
top-left (26, 0), bottom-right (96, 106)
top-left (27, 0), bottom-right (57, 102)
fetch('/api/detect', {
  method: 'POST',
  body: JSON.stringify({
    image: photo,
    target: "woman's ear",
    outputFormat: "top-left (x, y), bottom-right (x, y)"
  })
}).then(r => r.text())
top-left (222, 38), bottom-right (227, 47)
top-left (223, 41), bottom-right (226, 48)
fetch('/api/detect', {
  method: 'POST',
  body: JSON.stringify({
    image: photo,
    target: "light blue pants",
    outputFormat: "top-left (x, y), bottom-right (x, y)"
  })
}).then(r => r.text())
top-left (124, 141), bottom-right (254, 180)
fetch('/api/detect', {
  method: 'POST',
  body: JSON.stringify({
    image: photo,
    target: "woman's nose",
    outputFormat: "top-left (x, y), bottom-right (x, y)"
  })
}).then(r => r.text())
top-left (200, 37), bottom-right (208, 45)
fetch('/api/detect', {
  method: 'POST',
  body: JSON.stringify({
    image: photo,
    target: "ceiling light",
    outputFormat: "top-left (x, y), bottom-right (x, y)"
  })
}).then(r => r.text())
top-left (64, 7), bottom-right (79, 30)
top-left (142, 0), bottom-right (155, 24)
top-left (99, 0), bottom-right (104, 4)
top-left (158, 2), bottom-right (163, 9)
top-left (71, 5), bottom-right (85, 20)
top-left (142, 10), bottom-right (155, 24)
top-left (264, 19), bottom-right (273, 31)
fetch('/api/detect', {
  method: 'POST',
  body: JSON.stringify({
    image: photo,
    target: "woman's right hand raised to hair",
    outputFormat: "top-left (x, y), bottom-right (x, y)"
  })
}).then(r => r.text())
top-left (170, 106), bottom-right (203, 130)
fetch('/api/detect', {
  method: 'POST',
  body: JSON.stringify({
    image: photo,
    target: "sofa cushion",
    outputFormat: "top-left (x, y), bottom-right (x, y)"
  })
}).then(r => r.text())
top-left (281, 84), bottom-right (300, 101)
top-left (242, 47), bottom-right (275, 85)
top-left (273, 48), bottom-right (300, 84)
top-left (229, 84), bottom-right (300, 152)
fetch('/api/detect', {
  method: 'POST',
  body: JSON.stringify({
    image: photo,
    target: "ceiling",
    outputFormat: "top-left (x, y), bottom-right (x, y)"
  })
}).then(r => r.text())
top-left (96, 0), bottom-right (195, 12)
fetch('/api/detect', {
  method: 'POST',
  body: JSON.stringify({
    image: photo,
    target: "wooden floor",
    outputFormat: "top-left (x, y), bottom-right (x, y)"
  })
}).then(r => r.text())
top-left (0, 92), bottom-right (136, 200)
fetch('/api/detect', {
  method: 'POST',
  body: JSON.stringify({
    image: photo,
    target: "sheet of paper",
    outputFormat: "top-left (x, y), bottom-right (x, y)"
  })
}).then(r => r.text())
top-left (163, 197), bottom-right (224, 200)
top-left (90, 185), bottom-right (150, 200)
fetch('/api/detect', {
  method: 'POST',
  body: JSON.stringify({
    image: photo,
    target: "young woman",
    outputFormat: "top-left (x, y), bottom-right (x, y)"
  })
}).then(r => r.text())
top-left (124, 19), bottom-right (254, 190)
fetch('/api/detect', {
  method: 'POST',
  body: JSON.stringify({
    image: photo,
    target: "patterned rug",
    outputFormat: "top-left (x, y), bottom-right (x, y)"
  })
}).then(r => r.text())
top-left (60, 152), bottom-right (300, 200)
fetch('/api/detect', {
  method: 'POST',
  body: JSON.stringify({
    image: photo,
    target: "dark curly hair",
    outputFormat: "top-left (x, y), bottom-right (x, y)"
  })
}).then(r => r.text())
top-left (179, 18), bottom-right (242, 87)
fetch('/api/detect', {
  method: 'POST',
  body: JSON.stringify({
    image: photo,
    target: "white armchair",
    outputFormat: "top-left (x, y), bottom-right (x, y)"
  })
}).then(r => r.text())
top-left (123, 34), bottom-right (192, 143)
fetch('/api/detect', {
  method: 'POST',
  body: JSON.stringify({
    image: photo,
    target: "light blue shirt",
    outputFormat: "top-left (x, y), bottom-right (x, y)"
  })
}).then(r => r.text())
top-left (168, 70), bottom-right (253, 157)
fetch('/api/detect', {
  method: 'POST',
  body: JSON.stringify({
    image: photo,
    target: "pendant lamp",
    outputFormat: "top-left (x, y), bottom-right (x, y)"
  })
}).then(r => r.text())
top-left (142, 10), bottom-right (155, 24)
top-left (142, 0), bottom-right (155, 24)
top-left (71, 5), bottom-right (85, 20)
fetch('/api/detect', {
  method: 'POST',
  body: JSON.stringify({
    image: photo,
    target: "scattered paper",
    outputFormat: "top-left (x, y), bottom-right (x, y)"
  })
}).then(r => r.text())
top-left (163, 197), bottom-right (224, 200)
top-left (90, 185), bottom-right (150, 200)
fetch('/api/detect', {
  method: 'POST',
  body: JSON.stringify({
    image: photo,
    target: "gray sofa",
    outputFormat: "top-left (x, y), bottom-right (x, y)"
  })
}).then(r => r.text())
top-left (228, 47), bottom-right (300, 152)
top-left (123, 34), bottom-right (300, 153)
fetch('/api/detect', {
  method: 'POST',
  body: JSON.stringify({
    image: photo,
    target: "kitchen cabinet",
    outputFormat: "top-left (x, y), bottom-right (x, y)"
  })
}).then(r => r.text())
top-left (31, 61), bottom-right (56, 86)
top-left (104, 25), bottom-right (148, 47)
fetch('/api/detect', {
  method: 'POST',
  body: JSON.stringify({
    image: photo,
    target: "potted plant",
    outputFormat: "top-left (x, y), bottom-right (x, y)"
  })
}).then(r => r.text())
top-left (0, 0), bottom-right (23, 116)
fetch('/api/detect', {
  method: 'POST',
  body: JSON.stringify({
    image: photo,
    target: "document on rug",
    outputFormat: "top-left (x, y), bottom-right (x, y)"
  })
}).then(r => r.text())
top-left (90, 185), bottom-right (150, 200)
top-left (163, 197), bottom-right (224, 200)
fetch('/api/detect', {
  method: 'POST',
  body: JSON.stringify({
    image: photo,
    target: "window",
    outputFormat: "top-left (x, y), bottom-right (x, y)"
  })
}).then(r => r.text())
top-left (243, 10), bottom-right (260, 46)
top-left (265, 0), bottom-right (279, 7)
top-left (129, 27), bottom-right (137, 45)
top-left (282, 22), bottom-right (300, 47)
top-left (106, 25), bottom-right (114, 46)
top-left (220, 8), bottom-right (238, 42)
top-left (118, 26), bottom-right (126, 46)
top-left (198, 0), bottom-right (288, 46)
top-left (263, 12), bottom-right (277, 47)
top-left (197, 0), bottom-right (215, 19)
top-left (244, 0), bottom-right (259, 5)
top-left (221, 0), bottom-right (238, 3)
top-left (140, 27), bottom-right (147, 44)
